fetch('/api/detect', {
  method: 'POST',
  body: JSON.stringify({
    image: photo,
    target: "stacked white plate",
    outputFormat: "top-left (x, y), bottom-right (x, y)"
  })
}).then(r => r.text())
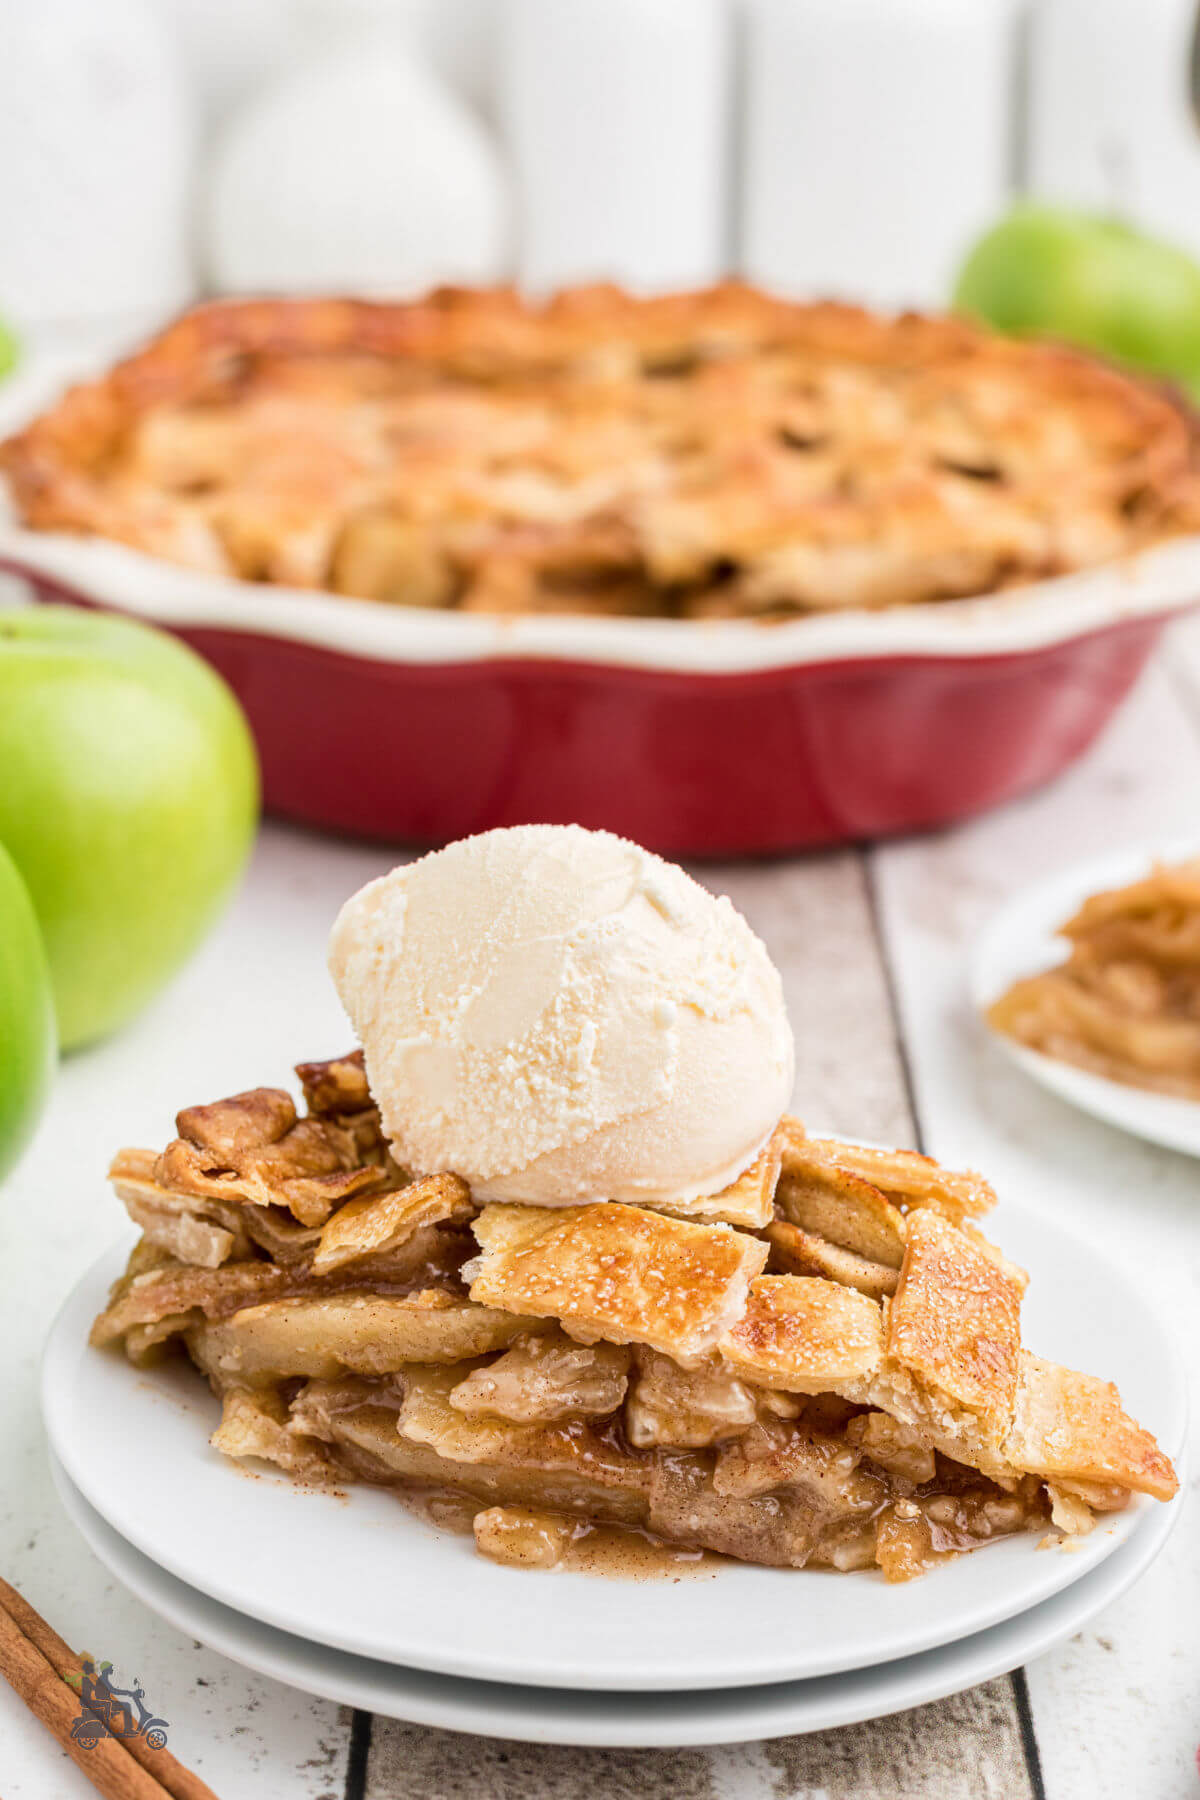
top-left (43, 1193), bottom-right (1188, 1748)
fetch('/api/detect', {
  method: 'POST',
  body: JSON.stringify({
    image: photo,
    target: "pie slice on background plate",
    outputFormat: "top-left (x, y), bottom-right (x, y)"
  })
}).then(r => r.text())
top-left (972, 839), bottom-right (1200, 1159)
top-left (987, 855), bottom-right (1200, 1100)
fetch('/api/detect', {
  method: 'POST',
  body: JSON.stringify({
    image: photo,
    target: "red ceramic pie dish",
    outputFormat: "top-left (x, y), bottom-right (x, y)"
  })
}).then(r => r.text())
top-left (2, 529), bottom-right (1198, 854)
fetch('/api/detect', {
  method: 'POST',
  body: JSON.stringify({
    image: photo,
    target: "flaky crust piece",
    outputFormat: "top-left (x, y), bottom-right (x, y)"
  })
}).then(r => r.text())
top-left (7, 285), bottom-right (1200, 620)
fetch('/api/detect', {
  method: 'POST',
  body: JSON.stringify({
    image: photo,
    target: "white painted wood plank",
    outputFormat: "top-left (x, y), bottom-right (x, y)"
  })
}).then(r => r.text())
top-left (1162, 612), bottom-right (1200, 729)
top-left (0, 824), bottom-right (394, 1798)
top-left (695, 854), bottom-right (914, 1147)
top-left (757, 1678), bottom-right (1037, 1798)
top-left (870, 659), bottom-right (1200, 1800)
top-left (366, 1683), bottom-right (1035, 1799)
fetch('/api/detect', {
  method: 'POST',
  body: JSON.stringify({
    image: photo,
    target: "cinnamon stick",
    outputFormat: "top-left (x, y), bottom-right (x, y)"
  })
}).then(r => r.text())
top-left (0, 1577), bottom-right (220, 1800)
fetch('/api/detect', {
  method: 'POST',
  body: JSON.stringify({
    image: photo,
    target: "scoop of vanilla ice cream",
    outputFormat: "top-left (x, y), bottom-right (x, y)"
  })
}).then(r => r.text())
top-left (328, 825), bottom-right (794, 1209)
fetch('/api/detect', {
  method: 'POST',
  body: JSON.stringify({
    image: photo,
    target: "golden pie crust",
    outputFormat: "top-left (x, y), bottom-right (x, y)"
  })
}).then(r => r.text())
top-left (8, 285), bottom-right (1200, 619)
top-left (89, 1052), bottom-right (1177, 1581)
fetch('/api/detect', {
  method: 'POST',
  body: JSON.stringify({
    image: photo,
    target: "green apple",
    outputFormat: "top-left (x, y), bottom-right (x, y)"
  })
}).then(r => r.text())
top-left (0, 606), bottom-right (259, 1049)
top-left (0, 840), bottom-right (55, 1179)
top-left (954, 206), bottom-right (1200, 395)
top-left (0, 314), bottom-right (17, 383)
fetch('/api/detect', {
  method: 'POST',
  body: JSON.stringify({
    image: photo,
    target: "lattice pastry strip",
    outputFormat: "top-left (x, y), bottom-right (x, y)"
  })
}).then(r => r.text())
top-left (465, 1202), bottom-right (767, 1364)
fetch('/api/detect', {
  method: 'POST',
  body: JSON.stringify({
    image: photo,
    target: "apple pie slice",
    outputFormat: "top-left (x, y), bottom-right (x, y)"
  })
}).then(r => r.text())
top-left (987, 857), bottom-right (1200, 1099)
top-left (91, 1054), bottom-right (1177, 1581)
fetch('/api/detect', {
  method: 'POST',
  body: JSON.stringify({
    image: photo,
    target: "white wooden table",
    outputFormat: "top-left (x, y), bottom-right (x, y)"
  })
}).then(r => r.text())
top-left (2, 618), bottom-right (1198, 1800)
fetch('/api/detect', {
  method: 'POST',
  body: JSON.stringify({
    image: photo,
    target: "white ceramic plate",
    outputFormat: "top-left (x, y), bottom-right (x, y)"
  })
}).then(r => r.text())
top-left (42, 1197), bottom-right (1186, 1695)
top-left (972, 840), bottom-right (1200, 1158)
top-left (49, 1450), bottom-right (1184, 1749)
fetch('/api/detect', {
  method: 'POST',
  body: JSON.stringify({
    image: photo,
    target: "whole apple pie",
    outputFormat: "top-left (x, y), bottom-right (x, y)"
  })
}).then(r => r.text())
top-left (8, 286), bottom-right (1200, 618)
top-left (91, 1052), bottom-right (1177, 1580)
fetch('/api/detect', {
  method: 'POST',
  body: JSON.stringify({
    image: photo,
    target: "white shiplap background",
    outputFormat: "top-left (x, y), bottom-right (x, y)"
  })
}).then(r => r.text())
top-left (13, 0), bottom-right (1200, 332)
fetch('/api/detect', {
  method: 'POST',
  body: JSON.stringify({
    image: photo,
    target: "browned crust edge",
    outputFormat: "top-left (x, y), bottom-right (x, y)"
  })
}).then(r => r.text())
top-left (5, 282), bottom-right (1198, 548)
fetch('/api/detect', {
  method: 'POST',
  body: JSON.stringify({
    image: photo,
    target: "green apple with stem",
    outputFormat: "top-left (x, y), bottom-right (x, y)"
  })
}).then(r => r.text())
top-left (0, 606), bottom-right (259, 1049)
top-left (0, 840), bottom-right (55, 1179)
